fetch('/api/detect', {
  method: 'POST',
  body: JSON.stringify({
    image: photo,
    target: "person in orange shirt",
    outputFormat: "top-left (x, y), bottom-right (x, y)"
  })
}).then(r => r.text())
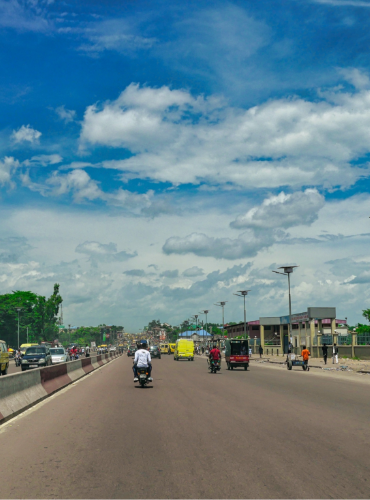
top-left (301, 345), bottom-right (310, 369)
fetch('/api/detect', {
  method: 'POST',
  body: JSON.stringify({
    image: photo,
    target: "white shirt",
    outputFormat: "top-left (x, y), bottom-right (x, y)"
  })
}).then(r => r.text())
top-left (134, 349), bottom-right (151, 367)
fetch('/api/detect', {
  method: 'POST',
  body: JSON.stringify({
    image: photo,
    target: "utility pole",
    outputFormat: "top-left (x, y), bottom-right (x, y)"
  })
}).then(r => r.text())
top-left (68, 324), bottom-right (71, 345)
top-left (16, 308), bottom-right (22, 349)
top-left (233, 291), bottom-right (251, 339)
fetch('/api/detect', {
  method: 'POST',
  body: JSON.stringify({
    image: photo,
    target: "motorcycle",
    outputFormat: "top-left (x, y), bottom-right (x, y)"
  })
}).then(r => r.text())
top-left (209, 358), bottom-right (221, 373)
top-left (136, 366), bottom-right (151, 387)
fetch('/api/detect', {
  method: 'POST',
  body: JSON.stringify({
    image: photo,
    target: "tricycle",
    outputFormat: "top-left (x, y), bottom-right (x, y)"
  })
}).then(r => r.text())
top-left (225, 338), bottom-right (249, 371)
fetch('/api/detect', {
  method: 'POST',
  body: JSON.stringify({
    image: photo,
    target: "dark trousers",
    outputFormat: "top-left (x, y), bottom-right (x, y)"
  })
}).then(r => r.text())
top-left (323, 354), bottom-right (327, 364)
top-left (133, 364), bottom-right (152, 377)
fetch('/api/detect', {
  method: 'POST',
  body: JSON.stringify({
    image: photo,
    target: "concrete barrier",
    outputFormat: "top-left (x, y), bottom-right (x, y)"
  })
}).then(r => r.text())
top-left (0, 352), bottom-right (120, 424)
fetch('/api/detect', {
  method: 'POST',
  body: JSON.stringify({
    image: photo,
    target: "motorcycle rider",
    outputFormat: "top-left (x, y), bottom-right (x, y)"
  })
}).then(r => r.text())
top-left (133, 340), bottom-right (153, 382)
top-left (209, 343), bottom-right (221, 368)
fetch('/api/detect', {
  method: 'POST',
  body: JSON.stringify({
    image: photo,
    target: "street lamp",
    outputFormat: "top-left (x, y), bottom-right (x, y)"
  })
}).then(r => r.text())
top-left (199, 310), bottom-right (209, 343)
top-left (16, 308), bottom-right (22, 349)
top-left (272, 266), bottom-right (298, 350)
top-left (214, 301), bottom-right (227, 328)
top-left (233, 291), bottom-right (251, 339)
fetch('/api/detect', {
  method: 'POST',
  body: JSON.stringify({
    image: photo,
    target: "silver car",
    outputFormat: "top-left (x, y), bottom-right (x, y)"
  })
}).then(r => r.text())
top-left (50, 347), bottom-right (70, 364)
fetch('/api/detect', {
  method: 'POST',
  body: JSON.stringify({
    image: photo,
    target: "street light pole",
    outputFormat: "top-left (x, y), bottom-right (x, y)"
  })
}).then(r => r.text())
top-left (68, 324), bottom-right (71, 345)
top-left (272, 266), bottom-right (298, 352)
top-left (16, 308), bottom-right (22, 349)
top-left (233, 291), bottom-right (250, 339)
top-left (214, 301), bottom-right (227, 330)
top-left (199, 310), bottom-right (209, 343)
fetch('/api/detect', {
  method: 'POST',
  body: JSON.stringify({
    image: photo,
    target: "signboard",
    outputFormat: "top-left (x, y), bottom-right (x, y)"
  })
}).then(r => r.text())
top-left (291, 311), bottom-right (309, 322)
top-left (106, 333), bottom-right (110, 339)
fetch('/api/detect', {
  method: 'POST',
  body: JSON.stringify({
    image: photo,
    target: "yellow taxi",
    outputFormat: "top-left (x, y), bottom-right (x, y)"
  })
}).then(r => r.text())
top-left (0, 339), bottom-right (9, 375)
top-left (168, 343), bottom-right (176, 354)
top-left (160, 343), bottom-right (169, 354)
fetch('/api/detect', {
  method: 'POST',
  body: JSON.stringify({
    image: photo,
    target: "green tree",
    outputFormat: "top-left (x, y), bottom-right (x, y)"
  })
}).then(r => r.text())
top-left (362, 309), bottom-right (370, 323)
top-left (0, 284), bottom-right (63, 348)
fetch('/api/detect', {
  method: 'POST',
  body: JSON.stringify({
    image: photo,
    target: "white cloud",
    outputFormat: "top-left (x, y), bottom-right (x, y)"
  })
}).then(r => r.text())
top-left (162, 231), bottom-right (275, 260)
top-left (12, 124), bottom-right (42, 144)
top-left (0, 0), bottom-right (50, 32)
top-left (78, 19), bottom-right (156, 55)
top-left (80, 83), bottom-right (370, 190)
top-left (338, 68), bottom-right (370, 89)
top-left (25, 154), bottom-right (63, 166)
top-left (55, 105), bottom-right (76, 123)
top-left (313, 0), bottom-right (370, 6)
top-left (230, 189), bottom-right (325, 230)
top-left (75, 240), bottom-right (137, 265)
top-left (183, 266), bottom-right (205, 277)
top-left (0, 156), bottom-right (19, 185)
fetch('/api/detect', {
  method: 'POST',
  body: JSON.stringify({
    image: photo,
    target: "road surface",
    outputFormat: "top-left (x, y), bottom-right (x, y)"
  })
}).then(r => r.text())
top-left (1, 355), bottom-right (370, 498)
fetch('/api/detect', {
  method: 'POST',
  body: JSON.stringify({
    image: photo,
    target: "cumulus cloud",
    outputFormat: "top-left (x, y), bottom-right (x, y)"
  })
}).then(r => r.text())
top-left (12, 125), bottom-right (42, 144)
top-left (79, 83), bottom-right (370, 190)
top-left (183, 266), bottom-right (205, 277)
top-left (55, 105), bottom-right (76, 123)
top-left (0, 156), bottom-right (19, 185)
top-left (75, 240), bottom-right (137, 265)
top-left (230, 189), bottom-right (325, 230)
top-left (163, 231), bottom-right (274, 260)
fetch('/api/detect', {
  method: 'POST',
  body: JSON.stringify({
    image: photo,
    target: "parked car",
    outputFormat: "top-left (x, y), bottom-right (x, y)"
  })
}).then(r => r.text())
top-left (110, 346), bottom-right (117, 352)
top-left (21, 346), bottom-right (52, 371)
top-left (0, 339), bottom-right (9, 375)
top-left (50, 347), bottom-right (70, 364)
top-left (149, 345), bottom-right (161, 359)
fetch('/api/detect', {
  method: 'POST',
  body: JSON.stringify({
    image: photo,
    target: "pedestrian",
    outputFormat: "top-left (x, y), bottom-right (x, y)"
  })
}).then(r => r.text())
top-left (322, 343), bottom-right (328, 365)
top-left (85, 344), bottom-right (90, 358)
top-left (249, 347), bottom-right (252, 358)
top-left (202, 346), bottom-right (204, 355)
top-left (332, 343), bottom-right (338, 364)
top-left (301, 345), bottom-right (310, 370)
top-left (259, 345), bottom-right (263, 358)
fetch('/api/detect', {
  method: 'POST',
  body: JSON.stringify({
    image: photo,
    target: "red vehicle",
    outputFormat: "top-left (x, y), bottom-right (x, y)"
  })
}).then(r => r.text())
top-left (225, 338), bottom-right (249, 371)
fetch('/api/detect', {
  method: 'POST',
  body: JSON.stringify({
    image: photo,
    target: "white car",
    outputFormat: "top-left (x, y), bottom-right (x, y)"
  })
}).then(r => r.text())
top-left (109, 346), bottom-right (117, 352)
top-left (50, 347), bottom-right (70, 364)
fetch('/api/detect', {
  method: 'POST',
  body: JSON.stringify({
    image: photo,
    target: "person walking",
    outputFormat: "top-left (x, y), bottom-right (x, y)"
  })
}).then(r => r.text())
top-left (85, 344), bottom-right (90, 358)
top-left (332, 343), bottom-right (339, 364)
top-left (259, 345), bottom-right (263, 358)
top-left (322, 343), bottom-right (328, 365)
top-left (301, 345), bottom-right (310, 370)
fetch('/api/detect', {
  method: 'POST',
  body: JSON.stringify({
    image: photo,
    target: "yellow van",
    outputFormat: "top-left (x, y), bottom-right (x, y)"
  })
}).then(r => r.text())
top-left (20, 343), bottom-right (38, 356)
top-left (160, 343), bottom-right (169, 354)
top-left (168, 343), bottom-right (176, 354)
top-left (174, 339), bottom-right (194, 361)
top-left (0, 340), bottom-right (9, 375)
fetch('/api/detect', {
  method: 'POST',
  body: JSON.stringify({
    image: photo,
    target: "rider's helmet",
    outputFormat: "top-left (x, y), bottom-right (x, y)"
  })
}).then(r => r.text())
top-left (139, 340), bottom-right (148, 349)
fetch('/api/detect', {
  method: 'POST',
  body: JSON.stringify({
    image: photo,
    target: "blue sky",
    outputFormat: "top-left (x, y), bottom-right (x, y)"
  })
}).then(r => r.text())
top-left (1, 0), bottom-right (370, 330)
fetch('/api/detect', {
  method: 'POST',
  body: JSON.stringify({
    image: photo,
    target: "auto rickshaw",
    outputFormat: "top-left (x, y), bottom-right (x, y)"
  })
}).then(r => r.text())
top-left (225, 338), bottom-right (249, 370)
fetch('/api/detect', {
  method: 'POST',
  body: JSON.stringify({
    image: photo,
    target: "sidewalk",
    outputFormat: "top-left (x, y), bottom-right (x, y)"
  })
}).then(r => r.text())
top-left (249, 354), bottom-right (370, 373)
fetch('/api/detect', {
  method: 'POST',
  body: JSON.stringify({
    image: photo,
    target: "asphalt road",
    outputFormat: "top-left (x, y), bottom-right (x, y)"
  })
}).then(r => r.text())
top-left (1, 355), bottom-right (370, 499)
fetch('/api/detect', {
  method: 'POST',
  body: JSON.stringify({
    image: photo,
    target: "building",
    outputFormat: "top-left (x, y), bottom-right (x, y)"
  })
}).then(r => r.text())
top-left (226, 307), bottom-right (347, 354)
